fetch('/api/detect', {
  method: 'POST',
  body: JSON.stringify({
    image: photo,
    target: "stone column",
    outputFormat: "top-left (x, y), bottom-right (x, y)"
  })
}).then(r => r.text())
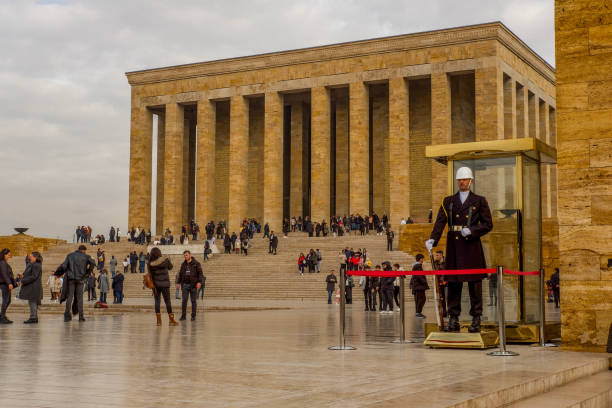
top-left (335, 89), bottom-right (349, 217)
top-left (128, 106), bottom-right (153, 231)
top-left (155, 113), bottom-right (165, 234)
top-left (310, 87), bottom-right (331, 222)
top-left (431, 71), bottom-right (452, 215)
top-left (290, 102), bottom-right (303, 219)
top-left (503, 76), bottom-right (517, 139)
top-left (388, 77), bottom-right (410, 228)
top-left (475, 64), bottom-right (504, 141)
top-left (516, 84), bottom-right (529, 138)
top-left (264, 92), bottom-right (284, 232)
top-left (195, 99), bottom-right (216, 226)
top-left (162, 103), bottom-right (184, 235)
top-left (349, 81), bottom-right (369, 216)
top-left (228, 95), bottom-right (249, 233)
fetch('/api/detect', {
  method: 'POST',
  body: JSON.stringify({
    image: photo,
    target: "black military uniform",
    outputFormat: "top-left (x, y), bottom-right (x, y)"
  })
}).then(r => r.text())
top-left (430, 191), bottom-right (493, 332)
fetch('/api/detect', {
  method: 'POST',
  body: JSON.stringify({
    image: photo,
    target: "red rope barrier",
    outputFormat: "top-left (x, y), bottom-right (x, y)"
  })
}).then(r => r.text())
top-left (346, 268), bottom-right (495, 277)
top-left (345, 268), bottom-right (539, 277)
top-left (503, 269), bottom-right (540, 276)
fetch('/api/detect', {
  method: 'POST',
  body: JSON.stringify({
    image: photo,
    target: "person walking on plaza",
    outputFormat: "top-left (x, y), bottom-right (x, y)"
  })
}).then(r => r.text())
top-left (316, 249), bottom-right (322, 273)
top-left (130, 251), bottom-right (138, 274)
top-left (487, 272), bottom-right (498, 307)
top-left (380, 261), bottom-right (395, 313)
top-left (410, 254), bottom-right (429, 318)
top-left (325, 270), bottom-right (337, 304)
top-left (426, 167), bottom-right (493, 333)
top-left (112, 269), bottom-right (124, 304)
top-left (393, 264), bottom-right (402, 311)
top-left (97, 269), bottom-right (109, 304)
top-left (18, 251), bottom-right (43, 324)
top-left (52, 274), bottom-right (62, 304)
top-left (550, 268), bottom-right (560, 308)
top-left (147, 247), bottom-right (178, 326)
top-left (46, 272), bottom-right (56, 300)
top-left (176, 250), bottom-right (203, 321)
top-left (433, 250), bottom-right (448, 317)
top-left (96, 248), bottom-right (105, 272)
top-left (56, 245), bottom-right (96, 322)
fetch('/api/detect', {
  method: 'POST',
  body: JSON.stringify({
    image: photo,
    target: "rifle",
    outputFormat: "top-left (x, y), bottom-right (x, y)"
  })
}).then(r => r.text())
top-left (429, 250), bottom-right (445, 331)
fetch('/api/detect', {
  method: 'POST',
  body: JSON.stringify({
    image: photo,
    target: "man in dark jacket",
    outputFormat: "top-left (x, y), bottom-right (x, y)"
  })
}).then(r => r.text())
top-left (550, 268), bottom-right (560, 308)
top-left (112, 270), bottom-right (124, 304)
top-left (325, 270), bottom-right (337, 304)
top-left (426, 167), bottom-right (493, 333)
top-left (176, 251), bottom-right (203, 321)
top-left (380, 261), bottom-right (395, 313)
top-left (386, 228), bottom-right (395, 251)
top-left (410, 254), bottom-right (429, 318)
top-left (56, 245), bottom-right (96, 322)
top-left (270, 232), bottom-right (278, 255)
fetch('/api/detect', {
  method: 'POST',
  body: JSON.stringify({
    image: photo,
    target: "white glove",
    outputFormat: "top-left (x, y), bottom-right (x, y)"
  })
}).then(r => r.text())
top-left (425, 239), bottom-right (434, 252)
top-left (461, 227), bottom-right (471, 237)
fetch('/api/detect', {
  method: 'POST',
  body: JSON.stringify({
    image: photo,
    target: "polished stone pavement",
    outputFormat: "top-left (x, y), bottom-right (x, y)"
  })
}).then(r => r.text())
top-left (0, 303), bottom-right (597, 408)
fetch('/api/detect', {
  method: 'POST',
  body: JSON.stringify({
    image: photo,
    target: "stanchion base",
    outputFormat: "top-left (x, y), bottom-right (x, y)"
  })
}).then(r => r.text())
top-left (488, 349), bottom-right (519, 356)
top-left (532, 343), bottom-right (559, 348)
top-left (328, 346), bottom-right (357, 350)
top-left (423, 331), bottom-right (499, 349)
top-left (391, 339), bottom-right (415, 344)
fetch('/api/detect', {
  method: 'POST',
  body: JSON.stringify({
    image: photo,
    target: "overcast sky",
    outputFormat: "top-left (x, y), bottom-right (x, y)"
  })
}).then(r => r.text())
top-left (0, 0), bottom-right (554, 241)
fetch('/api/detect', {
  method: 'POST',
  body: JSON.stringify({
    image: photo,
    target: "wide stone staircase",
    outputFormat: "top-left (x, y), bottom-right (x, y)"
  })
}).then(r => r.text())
top-left (8, 232), bottom-right (416, 302)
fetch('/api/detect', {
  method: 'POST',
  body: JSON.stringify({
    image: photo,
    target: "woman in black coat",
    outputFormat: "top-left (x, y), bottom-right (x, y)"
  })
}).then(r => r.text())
top-left (18, 251), bottom-right (43, 323)
top-left (0, 248), bottom-right (15, 324)
top-left (147, 247), bottom-right (178, 326)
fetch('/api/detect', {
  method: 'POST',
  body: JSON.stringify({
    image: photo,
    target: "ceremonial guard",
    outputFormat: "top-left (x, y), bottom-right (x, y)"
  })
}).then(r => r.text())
top-left (426, 167), bottom-right (493, 333)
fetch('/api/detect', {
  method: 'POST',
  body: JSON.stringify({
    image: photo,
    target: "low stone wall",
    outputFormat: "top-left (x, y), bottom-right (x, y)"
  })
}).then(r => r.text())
top-left (0, 234), bottom-right (66, 256)
top-left (398, 223), bottom-right (445, 256)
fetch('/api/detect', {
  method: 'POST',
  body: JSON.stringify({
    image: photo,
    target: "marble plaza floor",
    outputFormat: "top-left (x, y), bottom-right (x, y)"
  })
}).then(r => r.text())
top-left (0, 303), bottom-right (606, 408)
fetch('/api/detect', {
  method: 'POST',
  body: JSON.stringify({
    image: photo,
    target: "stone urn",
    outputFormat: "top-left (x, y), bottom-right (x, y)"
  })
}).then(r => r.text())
top-left (14, 227), bottom-right (29, 234)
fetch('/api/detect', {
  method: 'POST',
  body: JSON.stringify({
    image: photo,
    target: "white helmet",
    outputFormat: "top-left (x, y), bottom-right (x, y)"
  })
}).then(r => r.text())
top-left (455, 167), bottom-right (473, 180)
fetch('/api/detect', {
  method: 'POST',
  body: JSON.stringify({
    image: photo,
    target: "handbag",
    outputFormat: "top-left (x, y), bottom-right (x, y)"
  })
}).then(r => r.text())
top-left (143, 272), bottom-right (155, 289)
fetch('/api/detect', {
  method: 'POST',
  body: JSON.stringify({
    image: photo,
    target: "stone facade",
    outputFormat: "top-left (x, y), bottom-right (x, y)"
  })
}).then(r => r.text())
top-left (555, 1), bottom-right (612, 352)
top-left (126, 22), bottom-right (556, 237)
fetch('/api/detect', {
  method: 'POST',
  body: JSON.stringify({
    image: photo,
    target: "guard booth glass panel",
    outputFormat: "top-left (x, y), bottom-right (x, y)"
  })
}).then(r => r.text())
top-left (452, 157), bottom-right (520, 323)
top-left (522, 155), bottom-right (542, 323)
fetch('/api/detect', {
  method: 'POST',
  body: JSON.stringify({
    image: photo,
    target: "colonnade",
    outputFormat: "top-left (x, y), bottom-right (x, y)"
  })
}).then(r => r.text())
top-left (128, 65), bottom-right (556, 235)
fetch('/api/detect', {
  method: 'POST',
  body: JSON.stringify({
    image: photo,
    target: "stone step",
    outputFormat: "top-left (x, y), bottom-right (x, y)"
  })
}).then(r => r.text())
top-left (505, 370), bottom-right (612, 408)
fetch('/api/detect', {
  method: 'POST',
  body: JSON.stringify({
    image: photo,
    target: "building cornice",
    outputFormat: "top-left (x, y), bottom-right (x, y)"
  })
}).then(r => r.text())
top-left (125, 22), bottom-right (555, 86)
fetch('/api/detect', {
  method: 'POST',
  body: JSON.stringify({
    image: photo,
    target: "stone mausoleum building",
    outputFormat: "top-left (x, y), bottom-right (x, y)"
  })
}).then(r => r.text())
top-left (126, 22), bottom-right (556, 236)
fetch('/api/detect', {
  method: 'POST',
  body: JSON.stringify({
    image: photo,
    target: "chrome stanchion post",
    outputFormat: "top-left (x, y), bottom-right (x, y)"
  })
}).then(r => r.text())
top-left (392, 275), bottom-right (414, 344)
top-left (534, 268), bottom-right (558, 348)
top-left (329, 265), bottom-right (356, 350)
top-left (489, 265), bottom-right (519, 356)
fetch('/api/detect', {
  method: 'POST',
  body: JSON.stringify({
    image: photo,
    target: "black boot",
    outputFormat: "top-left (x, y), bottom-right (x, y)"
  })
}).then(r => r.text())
top-left (0, 316), bottom-right (13, 324)
top-left (468, 316), bottom-right (481, 333)
top-left (444, 316), bottom-right (460, 332)
top-left (179, 315), bottom-right (186, 321)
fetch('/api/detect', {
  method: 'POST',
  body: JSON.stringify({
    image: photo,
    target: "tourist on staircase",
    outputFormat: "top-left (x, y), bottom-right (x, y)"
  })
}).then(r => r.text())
top-left (148, 247), bottom-right (178, 326)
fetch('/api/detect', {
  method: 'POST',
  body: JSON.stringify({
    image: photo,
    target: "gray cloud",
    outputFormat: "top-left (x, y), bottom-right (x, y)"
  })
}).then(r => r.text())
top-left (0, 0), bottom-right (554, 240)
